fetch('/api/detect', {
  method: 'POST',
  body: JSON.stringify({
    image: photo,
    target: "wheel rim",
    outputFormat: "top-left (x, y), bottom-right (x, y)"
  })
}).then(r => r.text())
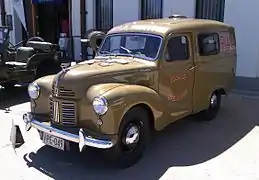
top-left (210, 94), bottom-right (218, 108)
top-left (121, 122), bottom-right (142, 152)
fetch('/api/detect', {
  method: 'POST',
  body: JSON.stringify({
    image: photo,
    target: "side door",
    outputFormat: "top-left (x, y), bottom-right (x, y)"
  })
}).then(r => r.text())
top-left (159, 33), bottom-right (195, 122)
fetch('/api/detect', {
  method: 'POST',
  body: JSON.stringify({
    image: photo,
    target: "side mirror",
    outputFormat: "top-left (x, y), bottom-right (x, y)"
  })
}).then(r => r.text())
top-left (5, 14), bottom-right (13, 31)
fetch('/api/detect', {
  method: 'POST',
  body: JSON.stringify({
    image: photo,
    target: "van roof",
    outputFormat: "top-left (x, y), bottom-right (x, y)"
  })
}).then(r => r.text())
top-left (108, 18), bottom-right (233, 36)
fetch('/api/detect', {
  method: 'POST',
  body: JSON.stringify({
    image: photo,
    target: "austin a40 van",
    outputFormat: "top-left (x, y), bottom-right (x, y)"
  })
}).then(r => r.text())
top-left (22, 16), bottom-right (237, 167)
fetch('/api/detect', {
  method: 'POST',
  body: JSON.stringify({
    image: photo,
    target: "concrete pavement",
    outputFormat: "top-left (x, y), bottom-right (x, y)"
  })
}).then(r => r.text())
top-left (0, 93), bottom-right (259, 180)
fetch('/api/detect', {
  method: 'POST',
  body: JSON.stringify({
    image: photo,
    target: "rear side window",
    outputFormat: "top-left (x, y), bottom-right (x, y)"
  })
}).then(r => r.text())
top-left (198, 33), bottom-right (219, 56)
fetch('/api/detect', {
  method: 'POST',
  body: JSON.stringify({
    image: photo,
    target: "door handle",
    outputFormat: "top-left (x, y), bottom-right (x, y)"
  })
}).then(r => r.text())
top-left (188, 66), bottom-right (196, 71)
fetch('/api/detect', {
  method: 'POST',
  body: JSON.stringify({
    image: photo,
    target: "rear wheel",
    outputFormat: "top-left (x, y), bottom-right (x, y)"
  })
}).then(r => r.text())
top-left (198, 91), bottom-right (221, 121)
top-left (106, 107), bottom-right (152, 168)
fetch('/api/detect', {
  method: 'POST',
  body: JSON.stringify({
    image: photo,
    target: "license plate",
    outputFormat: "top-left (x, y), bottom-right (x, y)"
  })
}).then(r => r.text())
top-left (42, 132), bottom-right (65, 151)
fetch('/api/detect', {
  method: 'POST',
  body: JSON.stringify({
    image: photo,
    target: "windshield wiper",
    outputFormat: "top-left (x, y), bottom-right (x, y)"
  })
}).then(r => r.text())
top-left (99, 50), bottom-right (112, 55)
top-left (120, 46), bottom-right (134, 58)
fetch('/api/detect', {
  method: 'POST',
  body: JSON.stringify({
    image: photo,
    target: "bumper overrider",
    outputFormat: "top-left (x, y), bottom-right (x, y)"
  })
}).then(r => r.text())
top-left (23, 113), bottom-right (115, 151)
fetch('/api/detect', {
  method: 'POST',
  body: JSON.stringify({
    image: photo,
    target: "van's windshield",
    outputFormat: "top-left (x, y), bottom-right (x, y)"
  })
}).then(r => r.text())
top-left (97, 33), bottom-right (162, 61)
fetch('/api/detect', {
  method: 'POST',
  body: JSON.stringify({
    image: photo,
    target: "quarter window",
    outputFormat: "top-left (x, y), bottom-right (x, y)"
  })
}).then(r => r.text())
top-left (198, 33), bottom-right (219, 56)
top-left (165, 36), bottom-right (189, 61)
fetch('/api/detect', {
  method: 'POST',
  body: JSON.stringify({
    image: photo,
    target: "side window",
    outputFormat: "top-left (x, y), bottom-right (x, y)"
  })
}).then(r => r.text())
top-left (198, 33), bottom-right (219, 56)
top-left (165, 36), bottom-right (189, 61)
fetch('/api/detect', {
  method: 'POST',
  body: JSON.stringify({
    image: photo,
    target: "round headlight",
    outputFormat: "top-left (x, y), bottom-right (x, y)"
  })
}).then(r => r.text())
top-left (28, 82), bottom-right (40, 99)
top-left (92, 97), bottom-right (108, 116)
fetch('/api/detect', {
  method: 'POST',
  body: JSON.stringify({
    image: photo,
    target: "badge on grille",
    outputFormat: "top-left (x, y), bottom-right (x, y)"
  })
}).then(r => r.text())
top-left (54, 87), bottom-right (59, 96)
top-left (53, 101), bottom-right (60, 122)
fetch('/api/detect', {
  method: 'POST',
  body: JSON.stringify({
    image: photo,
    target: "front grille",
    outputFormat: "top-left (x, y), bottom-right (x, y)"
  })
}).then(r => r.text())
top-left (51, 83), bottom-right (75, 97)
top-left (59, 86), bottom-right (75, 97)
top-left (49, 98), bottom-right (76, 125)
top-left (51, 83), bottom-right (55, 95)
top-left (50, 98), bottom-right (54, 121)
top-left (61, 101), bottom-right (76, 125)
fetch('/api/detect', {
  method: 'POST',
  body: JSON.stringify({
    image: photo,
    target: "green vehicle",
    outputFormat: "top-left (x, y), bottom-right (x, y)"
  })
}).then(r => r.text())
top-left (0, 26), bottom-right (63, 89)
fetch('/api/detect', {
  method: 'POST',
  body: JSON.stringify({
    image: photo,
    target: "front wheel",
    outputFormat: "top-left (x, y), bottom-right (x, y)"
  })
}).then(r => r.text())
top-left (198, 91), bottom-right (221, 121)
top-left (105, 107), bottom-right (152, 168)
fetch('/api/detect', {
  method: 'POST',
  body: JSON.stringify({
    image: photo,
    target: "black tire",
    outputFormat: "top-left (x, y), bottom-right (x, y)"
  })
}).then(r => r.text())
top-left (106, 107), bottom-right (152, 168)
top-left (198, 91), bottom-right (221, 121)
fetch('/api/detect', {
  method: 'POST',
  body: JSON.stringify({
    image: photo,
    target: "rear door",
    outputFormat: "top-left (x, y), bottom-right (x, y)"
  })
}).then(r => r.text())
top-left (159, 33), bottom-right (195, 122)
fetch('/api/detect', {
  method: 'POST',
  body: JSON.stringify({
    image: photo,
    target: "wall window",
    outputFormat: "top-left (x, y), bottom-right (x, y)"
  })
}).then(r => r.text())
top-left (141, 0), bottom-right (163, 20)
top-left (195, 0), bottom-right (225, 22)
top-left (198, 33), bottom-right (219, 56)
top-left (96, 0), bottom-right (113, 32)
top-left (165, 36), bottom-right (189, 61)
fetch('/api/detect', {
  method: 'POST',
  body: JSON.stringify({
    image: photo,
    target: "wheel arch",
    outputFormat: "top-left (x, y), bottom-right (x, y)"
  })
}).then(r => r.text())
top-left (99, 84), bottom-right (164, 134)
top-left (125, 103), bottom-right (155, 132)
top-left (217, 88), bottom-right (226, 95)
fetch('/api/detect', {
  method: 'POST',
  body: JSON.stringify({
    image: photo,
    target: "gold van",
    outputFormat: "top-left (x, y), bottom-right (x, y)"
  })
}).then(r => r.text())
top-left (23, 16), bottom-right (237, 168)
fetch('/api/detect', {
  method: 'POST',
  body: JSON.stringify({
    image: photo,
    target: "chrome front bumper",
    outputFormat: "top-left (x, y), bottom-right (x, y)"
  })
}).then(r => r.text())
top-left (23, 113), bottom-right (115, 151)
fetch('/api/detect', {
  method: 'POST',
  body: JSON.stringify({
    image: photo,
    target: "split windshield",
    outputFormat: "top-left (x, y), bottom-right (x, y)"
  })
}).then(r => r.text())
top-left (97, 33), bottom-right (162, 61)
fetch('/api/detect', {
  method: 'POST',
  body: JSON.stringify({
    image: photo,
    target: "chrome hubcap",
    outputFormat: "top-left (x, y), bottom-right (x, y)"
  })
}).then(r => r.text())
top-left (210, 94), bottom-right (217, 107)
top-left (125, 125), bottom-right (140, 145)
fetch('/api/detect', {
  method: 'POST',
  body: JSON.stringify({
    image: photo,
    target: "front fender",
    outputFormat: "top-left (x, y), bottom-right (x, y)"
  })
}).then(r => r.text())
top-left (90, 84), bottom-right (167, 135)
top-left (86, 83), bottom-right (125, 102)
top-left (32, 75), bottom-right (55, 114)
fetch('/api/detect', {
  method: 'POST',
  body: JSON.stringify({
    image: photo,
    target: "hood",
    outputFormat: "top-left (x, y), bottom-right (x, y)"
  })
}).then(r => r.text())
top-left (56, 57), bottom-right (158, 97)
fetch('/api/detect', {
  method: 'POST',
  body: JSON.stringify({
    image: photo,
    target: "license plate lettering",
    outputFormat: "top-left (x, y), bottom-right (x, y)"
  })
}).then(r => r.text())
top-left (42, 133), bottom-right (65, 151)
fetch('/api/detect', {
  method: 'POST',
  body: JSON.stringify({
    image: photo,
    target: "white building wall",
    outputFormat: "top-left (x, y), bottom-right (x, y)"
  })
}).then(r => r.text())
top-left (4, 0), bottom-right (16, 45)
top-left (224, 0), bottom-right (259, 78)
top-left (3, 0), bottom-right (24, 44)
top-left (113, 0), bottom-right (140, 26)
top-left (86, 0), bottom-right (196, 30)
top-left (71, 0), bottom-right (81, 60)
top-left (163, 0), bottom-right (196, 18)
top-left (86, 0), bottom-right (95, 30)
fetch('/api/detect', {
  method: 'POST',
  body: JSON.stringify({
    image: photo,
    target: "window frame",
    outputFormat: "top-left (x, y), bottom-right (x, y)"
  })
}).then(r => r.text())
top-left (197, 32), bottom-right (220, 56)
top-left (165, 35), bottom-right (190, 62)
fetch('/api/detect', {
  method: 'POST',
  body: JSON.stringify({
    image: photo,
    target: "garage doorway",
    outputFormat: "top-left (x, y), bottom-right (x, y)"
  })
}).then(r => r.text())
top-left (195, 0), bottom-right (225, 22)
top-left (95, 0), bottom-right (113, 32)
top-left (141, 0), bottom-right (163, 20)
top-left (33, 0), bottom-right (70, 43)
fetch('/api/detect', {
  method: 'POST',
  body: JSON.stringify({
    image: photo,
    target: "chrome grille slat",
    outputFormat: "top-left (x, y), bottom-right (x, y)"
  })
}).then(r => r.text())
top-left (60, 101), bottom-right (76, 125)
top-left (51, 83), bottom-right (75, 98)
top-left (49, 97), bottom-right (76, 126)
top-left (58, 87), bottom-right (75, 97)
top-left (49, 98), bottom-right (54, 121)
